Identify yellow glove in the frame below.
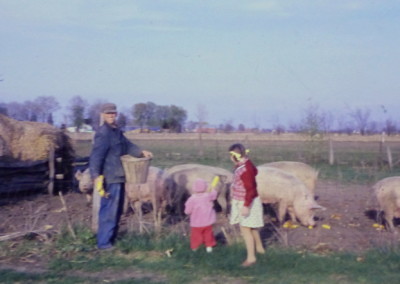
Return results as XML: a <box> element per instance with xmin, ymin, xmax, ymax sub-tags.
<box><xmin>95</xmin><ymin>175</ymin><xmax>109</xmax><ymax>198</ymax></box>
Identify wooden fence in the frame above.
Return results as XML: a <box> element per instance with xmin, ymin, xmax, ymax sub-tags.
<box><xmin>0</xmin><ymin>148</ymin><xmax>71</xmax><ymax>196</ymax></box>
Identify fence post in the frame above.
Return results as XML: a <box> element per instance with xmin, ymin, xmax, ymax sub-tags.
<box><xmin>329</xmin><ymin>138</ymin><xmax>335</xmax><ymax>165</ymax></box>
<box><xmin>386</xmin><ymin>145</ymin><xmax>393</xmax><ymax>170</ymax></box>
<box><xmin>378</xmin><ymin>133</ymin><xmax>385</xmax><ymax>168</ymax></box>
<box><xmin>198</xmin><ymin>132</ymin><xmax>204</xmax><ymax>157</ymax></box>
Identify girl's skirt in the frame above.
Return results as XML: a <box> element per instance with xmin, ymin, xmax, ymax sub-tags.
<box><xmin>229</xmin><ymin>196</ymin><xmax>264</xmax><ymax>228</ymax></box>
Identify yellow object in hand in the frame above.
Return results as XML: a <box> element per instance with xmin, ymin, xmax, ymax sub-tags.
<box><xmin>211</xmin><ymin>176</ymin><xmax>220</xmax><ymax>188</ymax></box>
<box><xmin>95</xmin><ymin>175</ymin><xmax>109</xmax><ymax>198</ymax></box>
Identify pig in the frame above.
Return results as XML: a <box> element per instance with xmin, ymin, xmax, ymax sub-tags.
<box><xmin>77</xmin><ymin>165</ymin><xmax>170</xmax><ymax>231</ymax></box>
<box><xmin>256</xmin><ymin>166</ymin><xmax>325</xmax><ymax>227</ymax></box>
<box><xmin>125</xmin><ymin>166</ymin><xmax>170</xmax><ymax>228</ymax></box>
<box><xmin>373</xmin><ymin>176</ymin><xmax>400</xmax><ymax>232</ymax></box>
<box><xmin>166</xmin><ymin>164</ymin><xmax>233</xmax><ymax>182</ymax></box>
<box><xmin>259</xmin><ymin>161</ymin><xmax>319</xmax><ymax>196</ymax></box>
<box><xmin>74</xmin><ymin>168</ymin><xmax>93</xmax><ymax>204</ymax></box>
<box><xmin>165</xmin><ymin>164</ymin><xmax>233</xmax><ymax>215</ymax></box>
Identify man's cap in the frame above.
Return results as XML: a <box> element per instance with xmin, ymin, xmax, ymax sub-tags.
<box><xmin>101</xmin><ymin>103</ymin><xmax>117</xmax><ymax>113</ymax></box>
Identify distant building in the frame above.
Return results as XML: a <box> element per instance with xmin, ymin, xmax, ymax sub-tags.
<box><xmin>122</xmin><ymin>126</ymin><xmax>161</xmax><ymax>133</ymax></box>
<box><xmin>66</xmin><ymin>124</ymin><xmax>93</xmax><ymax>133</ymax></box>
<box><xmin>194</xmin><ymin>127</ymin><xmax>217</xmax><ymax>134</ymax></box>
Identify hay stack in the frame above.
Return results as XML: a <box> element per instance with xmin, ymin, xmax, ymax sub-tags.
<box><xmin>0</xmin><ymin>114</ymin><xmax>72</xmax><ymax>161</ymax></box>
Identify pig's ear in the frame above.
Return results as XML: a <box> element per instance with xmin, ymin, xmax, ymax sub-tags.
<box><xmin>75</xmin><ymin>170</ymin><xmax>82</xmax><ymax>180</ymax></box>
<box><xmin>310</xmin><ymin>203</ymin><xmax>326</xmax><ymax>211</ymax></box>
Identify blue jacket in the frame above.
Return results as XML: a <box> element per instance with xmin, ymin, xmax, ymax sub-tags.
<box><xmin>89</xmin><ymin>123</ymin><xmax>143</xmax><ymax>184</ymax></box>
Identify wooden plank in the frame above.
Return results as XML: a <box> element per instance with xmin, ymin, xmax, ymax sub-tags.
<box><xmin>0</xmin><ymin>183</ymin><xmax>46</xmax><ymax>194</ymax></box>
<box><xmin>0</xmin><ymin>165</ymin><xmax>48</xmax><ymax>177</ymax></box>
<box><xmin>48</xmin><ymin>147</ymin><xmax>55</xmax><ymax>195</ymax></box>
<box><xmin>0</xmin><ymin>160</ymin><xmax>47</xmax><ymax>168</ymax></box>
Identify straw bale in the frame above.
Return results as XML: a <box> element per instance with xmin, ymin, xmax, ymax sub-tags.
<box><xmin>0</xmin><ymin>114</ymin><xmax>72</xmax><ymax>161</ymax></box>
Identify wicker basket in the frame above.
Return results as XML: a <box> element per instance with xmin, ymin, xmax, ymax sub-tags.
<box><xmin>120</xmin><ymin>155</ymin><xmax>151</xmax><ymax>184</ymax></box>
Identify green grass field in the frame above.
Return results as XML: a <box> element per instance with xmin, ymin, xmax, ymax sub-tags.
<box><xmin>74</xmin><ymin>135</ymin><xmax>400</xmax><ymax>184</ymax></box>
<box><xmin>1</xmin><ymin>226</ymin><xmax>400</xmax><ymax>284</ymax></box>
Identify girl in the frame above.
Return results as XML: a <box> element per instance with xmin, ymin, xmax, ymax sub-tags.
<box><xmin>229</xmin><ymin>143</ymin><xmax>265</xmax><ymax>266</ymax></box>
<box><xmin>184</xmin><ymin>178</ymin><xmax>217</xmax><ymax>252</ymax></box>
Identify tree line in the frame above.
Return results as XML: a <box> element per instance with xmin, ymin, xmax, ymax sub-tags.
<box><xmin>0</xmin><ymin>96</ymin><xmax>187</xmax><ymax>133</ymax></box>
<box><xmin>0</xmin><ymin>96</ymin><xmax>398</xmax><ymax>135</ymax></box>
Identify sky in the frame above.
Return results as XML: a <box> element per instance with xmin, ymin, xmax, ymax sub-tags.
<box><xmin>1</xmin><ymin>0</ymin><xmax>400</xmax><ymax>129</ymax></box>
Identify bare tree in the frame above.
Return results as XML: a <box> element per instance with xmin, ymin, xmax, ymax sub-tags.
<box><xmin>6</xmin><ymin>101</ymin><xmax>33</xmax><ymax>121</ymax></box>
<box><xmin>298</xmin><ymin>103</ymin><xmax>326</xmax><ymax>163</ymax></box>
<box><xmin>3</xmin><ymin>97</ymin><xmax>60</xmax><ymax>123</ymax></box>
<box><xmin>348</xmin><ymin>107</ymin><xmax>371</xmax><ymax>135</ymax></box>
<box><xmin>272</xmin><ymin>116</ymin><xmax>285</xmax><ymax>134</ymax></box>
<box><xmin>320</xmin><ymin>111</ymin><xmax>335</xmax><ymax>134</ymax></box>
<box><xmin>195</xmin><ymin>104</ymin><xmax>208</xmax><ymax>156</ymax></box>
<box><xmin>336</xmin><ymin>116</ymin><xmax>354</xmax><ymax>135</ymax></box>
<box><xmin>196</xmin><ymin>104</ymin><xmax>208</xmax><ymax>132</ymax></box>
<box><xmin>33</xmin><ymin>96</ymin><xmax>60</xmax><ymax>123</ymax></box>
<box><xmin>384</xmin><ymin>119</ymin><xmax>397</xmax><ymax>136</ymax></box>
<box><xmin>299</xmin><ymin>103</ymin><xmax>325</xmax><ymax>137</ymax></box>
<box><xmin>367</xmin><ymin>120</ymin><xmax>378</xmax><ymax>135</ymax></box>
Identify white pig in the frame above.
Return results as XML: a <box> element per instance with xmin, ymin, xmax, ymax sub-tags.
<box><xmin>125</xmin><ymin>166</ymin><xmax>169</xmax><ymax>226</ymax></box>
<box><xmin>165</xmin><ymin>164</ymin><xmax>232</xmax><ymax>215</ymax></box>
<box><xmin>373</xmin><ymin>176</ymin><xmax>400</xmax><ymax>232</ymax></box>
<box><xmin>256</xmin><ymin>166</ymin><xmax>325</xmax><ymax>227</ymax></box>
<box><xmin>259</xmin><ymin>161</ymin><xmax>319</xmax><ymax>196</ymax></box>
<box><xmin>74</xmin><ymin>168</ymin><xmax>93</xmax><ymax>204</ymax></box>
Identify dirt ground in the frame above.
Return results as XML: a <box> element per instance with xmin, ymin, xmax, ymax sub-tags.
<box><xmin>1</xmin><ymin>179</ymin><xmax>400</xmax><ymax>280</ymax></box>
<box><xmin>0</xmin><ymin>181</ymin><xmax>400</xmax><ymax>283</ymax></box>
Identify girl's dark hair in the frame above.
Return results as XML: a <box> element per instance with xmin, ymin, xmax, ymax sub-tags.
<box><xmin>229</xmin><ymin>143</ymin><xmax>246</xmax><ymax>157</ymax></box>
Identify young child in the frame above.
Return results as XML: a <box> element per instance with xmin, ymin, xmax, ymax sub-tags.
<box><xmin>184</xmin><ymin>178</ymin><xmax>217</xmax><ymax>252</ymax></box>
<box><xmin>229</xmin><ymin>143</ymin><xmax>265</xmax><ymax>267</ymax></box>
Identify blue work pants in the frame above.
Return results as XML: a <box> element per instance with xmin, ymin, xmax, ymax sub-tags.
<box><xmin>97</xmin><ymin>183</ymin><xmax>124</xmax><ymax>249</ymax></box>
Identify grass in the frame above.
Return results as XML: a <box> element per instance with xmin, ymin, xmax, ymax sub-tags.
<box><xmin>2</xmin><ymin>227</ymin><xmax>400</xmax><ymax>284</ymax></box>
<box><xmin>74</xmin><ymin>136</ymin><xmax>400</xmax><ymax>184</ymax></box>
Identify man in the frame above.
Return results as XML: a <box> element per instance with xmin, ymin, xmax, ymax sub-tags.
<box><xmin>89</xmin><ymin>102</ymin><xmax>153</xmax><ymax>250</ymax></box>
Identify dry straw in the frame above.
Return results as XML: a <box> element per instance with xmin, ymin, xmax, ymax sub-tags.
<box><xmin>0</xmin><ymin>114</ymin><xmax>71</xmax><ymax>161</ymax></box>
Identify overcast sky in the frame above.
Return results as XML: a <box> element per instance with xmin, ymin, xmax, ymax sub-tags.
<box><xmin>1</xmin><ymin>1</ymin><xmax>399</xmax><ymax>128</ymax></box>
